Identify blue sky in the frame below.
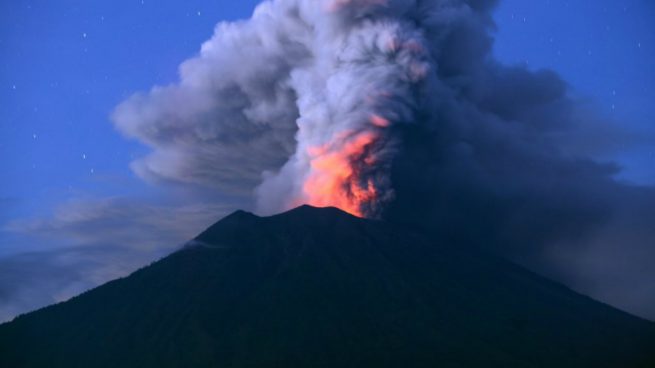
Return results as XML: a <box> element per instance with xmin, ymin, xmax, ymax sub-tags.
<box><xmin>494</xmin><ymin>0</ymin><xmax>654</xmax><ymax>184</ymax></box>
<box><xmin>0</xmin><ymin>0</ymin><xmax>652</xmax><ymax>249</ymax></box>
<box><xmin>1</xmin><ymin>0</ymin><xmax>653</xmax><ymax>251</ymax></box>
<box><xmin>0</xmin><ymin>0</ymin><xmax>653</xmax><ymax>319</ymax></box>
<box><xmin>2</xmin><ymin>1</ymin><xmax>652</xmax><ymax>236</ymax></box>
<box><xmin>1</xmin><ymin>0</ymin><xmax>262</xmax><ymax>255</ymax></box>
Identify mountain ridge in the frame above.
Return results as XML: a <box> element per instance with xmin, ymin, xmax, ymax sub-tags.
<box><xmin>1</xmin><ymin>205</ymin><xmax>653</xmax><ymax>367</ymax></box>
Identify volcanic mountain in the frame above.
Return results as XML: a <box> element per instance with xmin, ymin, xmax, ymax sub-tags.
<box><xmin>0</xmin><ymin>205</ymin><xmax>653</xmax><ymax>367</ymax></box>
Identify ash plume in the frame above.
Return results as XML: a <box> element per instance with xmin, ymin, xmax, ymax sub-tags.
<box><xmin>113</xmin><ymin>0</ymin><xmax>655</xmax><ymax>319</ymax></box>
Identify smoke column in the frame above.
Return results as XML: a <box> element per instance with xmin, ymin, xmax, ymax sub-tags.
<box><xmin>253</xmin><ymin>0</ymin><xmax>436</xmax><ymax>217</ymax></box>
<box><xmin>113</xmin><ymin>0</ymin><xmax>655</xmax><ymax>318</ymax></box>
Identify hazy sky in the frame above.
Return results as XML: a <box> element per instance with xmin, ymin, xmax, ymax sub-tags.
<box><xmin>0</xmin><ymin>0</ymin><xmax>653</xmax><ymax>321</ymax></box>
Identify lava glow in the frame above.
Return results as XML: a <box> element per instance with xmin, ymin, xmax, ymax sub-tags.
<box><xmin>303</xmin><ymin>130</ymin><xmax>381</xmax><ymax>217</ymax></box>
<box><xmin>370</xmin><ymin>114</ymin><xmax>390</xmax><ymax>128</ymax></box>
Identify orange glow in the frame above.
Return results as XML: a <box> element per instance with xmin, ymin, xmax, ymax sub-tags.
<box><xmin>303</xmin><ymin>130</ymin><xmax>381</xmax><ymax>217</ymax></box>
<box><xmin>370</xmin><ymin>114</ymin><xmax>390</xmax><ymax>127</ymax></box>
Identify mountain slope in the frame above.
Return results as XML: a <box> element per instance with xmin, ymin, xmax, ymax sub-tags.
<box><xmin>0</xmin><ymin>205</ymin><xmax>653</xmax><ymax>367</ymax></box>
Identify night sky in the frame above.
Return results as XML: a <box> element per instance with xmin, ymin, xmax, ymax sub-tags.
<box><xmin>1</xmin><ymin>0</ymin><xmax>653</xmax><ymax>322</ymax></box>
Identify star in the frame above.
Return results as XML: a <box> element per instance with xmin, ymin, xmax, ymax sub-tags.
<box><xmin>82</xmin><ymin>153</ymin><xmax>87</xmax><ymax>160</ymax></box>
<box><xmin>32</xmin><ymin>133</ymin><xmax>37</xmax><ymax>139</ymax></box>
<box><xmin>82</xmin><ymin>32</ymin><xmax>87</xmax><ymax>38</ymax></box>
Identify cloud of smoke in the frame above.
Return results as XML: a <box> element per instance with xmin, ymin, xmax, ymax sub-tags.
<box><xmin>113</xmin><ymin>0</ymin><xmax>438</xmax><ymax>215</ymax></box>
<box><xmin>112</xmin><ymin>0</ymin><xmax>655</xmax><ymax>319</ymax></box>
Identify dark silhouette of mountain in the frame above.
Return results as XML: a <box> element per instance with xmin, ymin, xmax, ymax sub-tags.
<box><xmin>0</xmin><ymin>205</ymin><xmax>653</xmax><ymax>367</ymax></box>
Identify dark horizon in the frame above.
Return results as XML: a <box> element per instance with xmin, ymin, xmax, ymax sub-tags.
<box><xmin>1</xmin><ymin>0</ymin><xmax>654</xmax><ymax>325</ymax></box>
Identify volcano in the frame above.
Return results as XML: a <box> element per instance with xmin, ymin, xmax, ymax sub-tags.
<box><xmin>0</xmin><ymin>205</ymin><xmax>653</xmax><ymax>367</ymax></box>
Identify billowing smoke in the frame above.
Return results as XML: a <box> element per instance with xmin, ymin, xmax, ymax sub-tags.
<box><xmin>254</xmin><ymin>6</ymin><xmax>431</xmax><ymax>215</ymax></box>
<box><xmin>114</xmin><ymin>0</ymin><xmax>436</xmax><ymax>215</ymax></box>
<box><xmin>113</xmin><ymin>0</ymin><xmax>655</xmax><ymax>319</ymax></box>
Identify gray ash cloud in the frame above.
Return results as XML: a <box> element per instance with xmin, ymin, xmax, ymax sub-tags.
<box><xmin>111</xmin><ymin>0</ymin><xmax>654</xmax><ymax>318</ymax></box>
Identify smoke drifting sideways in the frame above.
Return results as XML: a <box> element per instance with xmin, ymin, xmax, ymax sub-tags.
<box><xmin>113</xmin><ymin>0</ymin><xmax>655</xmax><ymax>319</ymax></box>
